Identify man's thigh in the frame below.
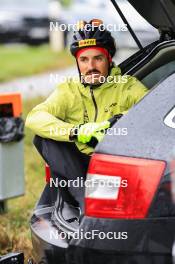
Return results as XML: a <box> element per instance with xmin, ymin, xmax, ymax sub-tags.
<box><xmin>33</xmin><ymin>135</ymin><xmax>90</xmax><ymax>179</ymax></box>
<box><xmin>33</xmin><ymin>135</ymin><xmax>91</xmax><ymax>206</ymax></box>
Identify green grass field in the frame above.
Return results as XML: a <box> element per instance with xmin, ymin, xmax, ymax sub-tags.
<box><xmin>0</xmin><ymin>45</ymin><xmax>74</xmax><ymax>82</ymax></box>
<box><xmin>0</xmin><ymin>97</ymin><xmax>46</xmax><ymax>261</ymax></box>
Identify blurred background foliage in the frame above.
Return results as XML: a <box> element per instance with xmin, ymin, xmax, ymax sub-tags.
<box><xmin>59</xmin><ymin>0</ymin><xmax>72</xmax><ymax>7</ymax></box>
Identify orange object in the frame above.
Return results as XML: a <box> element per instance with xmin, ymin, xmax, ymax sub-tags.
<box><xmin>0</xmin><ymin>92</ymin><xmax>22</xmax><ymax>117</ymax></box>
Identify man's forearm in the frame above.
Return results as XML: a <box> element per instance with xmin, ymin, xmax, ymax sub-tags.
<box><xmin>26</xmin><ymin>110</ymin><xmax>74</xmax><ymax>142</ymax></box>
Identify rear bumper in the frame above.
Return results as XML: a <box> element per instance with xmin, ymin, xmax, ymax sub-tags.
<box><xmin>31</xmin><ymin>214</ymin><xmax>175</xmax><ymax>264</ymax></box>
<box><xmin>73</xmin><ymin>216</ymin><xmax>175</xmax><ymax>253</ymax></box>
<box><xmin>67</xmin><ymin>247</ymin><xmax>172</xmax><ymax>264</ymax></box>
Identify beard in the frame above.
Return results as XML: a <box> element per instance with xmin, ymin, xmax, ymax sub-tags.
<box><xmin>81</xmin><ymin>72</ymin><xmax>107</xmax><ymax>85</ymax></box>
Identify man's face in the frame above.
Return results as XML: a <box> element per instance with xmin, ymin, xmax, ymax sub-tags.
<box><xmin>77</xmin><ymin>49</ymin><xmax>110</xmax><ymax>85</ymax></box>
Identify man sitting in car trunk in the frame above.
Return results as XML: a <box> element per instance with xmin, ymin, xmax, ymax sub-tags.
<box><xmin>26</xmin><ymin>19</ymin><xmax>148</xmax><ymax>213</ymax></box>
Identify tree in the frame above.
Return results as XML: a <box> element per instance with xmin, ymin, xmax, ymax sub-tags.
<box><xmin>59</xmin><ymin>0</ymin><xmax>72</xmax><ymax>7</ymax></box>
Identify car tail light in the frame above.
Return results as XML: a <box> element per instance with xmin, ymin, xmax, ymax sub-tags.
<box><xmin>45</xmin><ymin>163</ymin><xmax>51</xmax><ymax>183</ymax></box>
<box><xmin>85</xmin><ymin>154</ymin><xmax>166</xmax><ymax>219</ymax></box>
<box><xmin>171</xmin><ymin>149</ymin><xmax>175</xmax><ymax>203</ymax></box>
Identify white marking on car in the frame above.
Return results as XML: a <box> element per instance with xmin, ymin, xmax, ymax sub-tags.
<box><xmin>164</xmin><ymin>107</ymin><xmax>175</xmax><ymax>128</ymax></box>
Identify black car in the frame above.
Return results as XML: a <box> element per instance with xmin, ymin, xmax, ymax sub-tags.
<box><xmin>0</xmin><ymin>0</ymin><xmax>49</xmax><ymax>44</ymax></box>
<box><xmin>30</xmin><ymin>0</ymin><xmax>175</xmax><ymax>263</ymax></box>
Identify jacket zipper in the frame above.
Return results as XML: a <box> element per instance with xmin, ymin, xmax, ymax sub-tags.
<box><xmin>90</xmin><ymin>85</ymin><xmax>98</xmax><ymax>122</ymax></box>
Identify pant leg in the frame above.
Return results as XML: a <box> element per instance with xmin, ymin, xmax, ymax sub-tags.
<box><xmin>33</xmin><ymin>135</ymin><xmax>91</xmax><ymax>209</ymax></box>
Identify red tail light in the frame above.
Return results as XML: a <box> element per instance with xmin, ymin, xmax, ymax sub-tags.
<box><xmin>171</xmin><ymin>152</ymin><xmax>175</xmax><ymax>203</ymax></box>
<box><xmin>85</xmin><ymin>154</ymin><xmax>166</xmax><ymax>219</ymax></box>
<box><xmin>45</xmin><ymin>163</ymin><xmax>51</xmax><ymax>183</ymax></box>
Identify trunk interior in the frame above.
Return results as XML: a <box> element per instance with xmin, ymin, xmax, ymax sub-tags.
<box><xmin>125</xmin><ymin>41</ymin><xmax>175</xmax><ymax>88</ymax></box>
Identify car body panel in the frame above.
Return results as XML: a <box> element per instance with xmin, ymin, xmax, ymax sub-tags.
<box><xmin>96</xmin><ymin>73</ymin><xmax>175</xmax><ymax>161</ymax></box>
<box><xmin>66</xmin><ymin>247</ymin><xmax>173</xmax><ymax>264</ymax></box>
<box><xmin>70</xmin><ymin>217</ymin><xmax>175</xmax><ymax>254</ymax></box>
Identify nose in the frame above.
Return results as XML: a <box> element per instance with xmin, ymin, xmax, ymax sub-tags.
<box><xmin>87</xmin><ymin>58</ymin><xmax>96</xmax><ymax>70</ymax></box>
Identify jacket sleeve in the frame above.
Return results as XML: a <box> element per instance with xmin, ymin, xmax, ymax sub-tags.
<box><xmin>25</xmin><ymin>84</ymin><xmax>74</xmax><ymax>141</ymax></box>
<box><xmin>122</xmin><ymin>76</ymin><xmax>149</xmax><ymax>113</ymax></box>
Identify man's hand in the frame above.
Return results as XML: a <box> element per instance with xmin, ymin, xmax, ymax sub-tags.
<box><xmin>70</xmin><ymin>121</ymin><xmax>110</xmax><ymax>144</ymax></box>
<box><xmin>87</xmin><ymin>130</ymin><xmax>105</xmax><ymax>146</ymax></box>
<box><xmin>78</xmin><ymin>121</ymin><xmax>110</xmax><ymax>143</ymax></box>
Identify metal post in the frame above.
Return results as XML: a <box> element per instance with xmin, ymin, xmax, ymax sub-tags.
<box><xmin>49</xmin><ymin>0</ymin><xmax>64</xmax><ymax>52</ymax></box>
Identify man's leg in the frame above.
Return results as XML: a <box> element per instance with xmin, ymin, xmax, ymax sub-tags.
<box><xmin>33</xmin><ymin>135</ymin><xmax>91</xmax><ymax>210</ymax></box>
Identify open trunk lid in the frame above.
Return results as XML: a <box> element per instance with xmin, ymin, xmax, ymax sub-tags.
<box><xmin>128</xmin><ymin>0</ymin><xmax>175</xmax><ymax>32</ymax></box>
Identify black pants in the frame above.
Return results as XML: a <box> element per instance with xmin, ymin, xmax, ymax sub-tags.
<box><xmin>33</xmin><ymin>136</ymin><xmax>91</xmax><ymax>209</ymax></box>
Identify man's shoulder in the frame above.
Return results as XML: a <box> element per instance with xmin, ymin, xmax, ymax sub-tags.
<box><xmin>56</xmin><ymin>78</ymin><xmax>77</xmax><ymax>89</ymax></box>
<box><xmin>54</xmin><ymin>78</ymin><xmax>81</xmax><ymax>97</ymax></box>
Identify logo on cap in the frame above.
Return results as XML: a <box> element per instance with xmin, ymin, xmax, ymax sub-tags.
<box><xmin>78</xmin><ymin>39</ymin><xmax>96</xmax><ymax>47</ymax></box>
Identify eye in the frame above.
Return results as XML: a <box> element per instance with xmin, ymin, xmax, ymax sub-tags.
<box><xmin>80</xmin><ymin>57</ymin><xmax>88</xmax><ymax>62</ymax></box>
<box><xmin>96</xmin><ymin>56</ymin><xmax>103</xmax><ymax>61</ymax></box>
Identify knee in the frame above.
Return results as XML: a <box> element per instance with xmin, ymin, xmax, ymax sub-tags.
<box><xmin>33</xmin><ymin>135</ymin><xmax>50</xmax><ymax>157</ymax></box>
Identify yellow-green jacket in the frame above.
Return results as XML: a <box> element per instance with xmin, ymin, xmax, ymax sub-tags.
<box><xmin>25</xmin><ymin>66</ymin><xmax>148</xmax><ymax>155</ymax></box>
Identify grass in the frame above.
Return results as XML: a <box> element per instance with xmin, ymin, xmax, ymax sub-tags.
<box><xmin>0</xmin><ymin>97</ymin><xmax>46</xmax><ymax>261</ymax></box>
<box><xmin>0</xmin><ymin>44</ymin><xmax>74</xmax><ymax>83</ymax></box>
